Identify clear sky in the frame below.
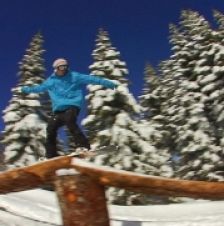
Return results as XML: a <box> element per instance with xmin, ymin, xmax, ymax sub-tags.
<box><xmin>1</xmin><ymin>0</ymin><xmax>223</xmax><ymax>131</ymax></box>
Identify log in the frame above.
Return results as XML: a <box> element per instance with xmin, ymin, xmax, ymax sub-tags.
<box><xmin>71</xmin><ymin>159</ymin><xmax>224</xmax><ymax>200</ymax></box>
<box><xmin>0</xmin><ymin>156</ymin><xmax>224</xmax><ymax>200</ymax></box>
<box><xmin>54</xmin><ymin>172</ymin><xmax>110</xmax><ymax>226</ymax></box>
<box><xmin>0</xmin><ymin>156</ymin><xmax>72</xmax><ymax>193</ymax></box>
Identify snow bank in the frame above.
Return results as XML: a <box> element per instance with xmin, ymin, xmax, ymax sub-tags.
<box><xmin>0</xmin><ymin>189</ymin><xmax>223</xmax><ymax>226</ymax></box>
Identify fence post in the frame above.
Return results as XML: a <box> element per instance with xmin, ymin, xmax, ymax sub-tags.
<box><xmin>54</xmin><ymin>170</ymin><xmax>110</xmax><ymax>226</ymax></box>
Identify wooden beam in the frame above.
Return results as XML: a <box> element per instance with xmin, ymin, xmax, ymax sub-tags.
<box><xmin>71</xmin><ymin>159</ymin><xmax>224</xmax><ymax>200</ymax></box>
<box><xmin>0</xmin><ymin>156</ymin><xmax>224</xmax><ymax>200</ymax></box>
<box><xmin>0</xmin><ymin>156</ymin><xmax>72</xmax><ymax>193</ymax></box>
<box><xmin>54</xmin><ymin>173</ymin><xmax>110</xmax><ymax>226</ymax></box>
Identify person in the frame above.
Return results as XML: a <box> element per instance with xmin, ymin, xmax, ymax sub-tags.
<box><xmin>21</xmin><ymin>58</ymin><xmax>117</xmax><ymax>158</ymax></box>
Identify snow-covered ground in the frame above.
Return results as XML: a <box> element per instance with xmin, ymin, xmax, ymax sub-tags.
<box><xmin>0</xmin><ymin>189</ymin><xmax>223</xmax><ymax>226</ymax></box>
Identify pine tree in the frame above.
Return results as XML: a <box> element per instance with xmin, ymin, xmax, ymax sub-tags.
<box><xmin>83</xmin><ymin>28</ymin><xmax>171</xmax><ymax>204</ymax></box>
<box><xmin>83</xmin><ymin>28</ymin><xmax>131</xmax><ymax>145</ymax></box>
<box><xmin>165</xmin><ymin>10</ymin><xmax>224</xmax><ymax>181</ymax></box>
<box><xmin>211</xmin><ymin>10</ymin><xmax>224</xmax><ymax>148</ymax></box>
<box><xmin>213</xmin><ymin>10</ymin><xmax>224</xmax><ymax>29</ymax></box>
<box><xmin>1</xmin><ymin>32</ymin><xmax>50</xmax><ymax>167</ymax></box>
<box><xmin>150</xmin><ymin>60</ymin><xmax>184</xmax><ymax>174</ymax></box>
<box><xmin>138</xmin><ymin>62</ymin><xmax>174</xmax><ymax>174</ymax></box>
<box><xmin>0</xmin><ymin>134</ymin><xmax>6</xmax><ymax>171</ymax></box>
<box><xmin>139</xmin><ymin>63</ymin><xmax>160</xmax><ymax>119</ymax></box>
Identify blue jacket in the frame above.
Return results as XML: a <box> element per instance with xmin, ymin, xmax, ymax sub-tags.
<box><xmin>21</xmin><ymin>71</ymin><xmax>117</xmax><ymax>112</ymax></box>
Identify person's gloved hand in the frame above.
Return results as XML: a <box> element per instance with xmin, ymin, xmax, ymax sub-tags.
<box><xmin>110</xmin><ymin>80</ymin><xmax>121</xmax><ymax>90</ymax></box>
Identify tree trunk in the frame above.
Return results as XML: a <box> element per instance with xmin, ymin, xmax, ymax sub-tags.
<box><xmin>54</xmin><ymin>172</ymin><xmax>110</xmax><ymax>226</ymax></box>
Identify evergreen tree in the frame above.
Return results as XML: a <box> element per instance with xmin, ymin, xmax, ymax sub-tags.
<box><xmin>83</xmin><ymin>28</ymin><xmax>132</xmax><ymax>146</ymax></box>
<box><xmin>151</xmin><ymin>60</ymin><xmax>184</xmax><ymax>173</ymax></box>
<box><xmin>1</xmin><ymin>32</ymin><xmax>49</xmax><ymax>167</ymax></box>
<box><xmin>83</xmin><ymin>28</ymin><xmax>172</xmax><ymax>204</ymax></box>
<box><xmin>211</xmin><ymin>10</ymin><xmax>224</xmax><ymax>148</ymax></box>
<box><xmin>165</xmin><ymin>10</ymin><xmax>224</xmax><ymax>181</ymax></box>
<box><xmin>139</xmin><ymin>63</ymin><xmax>160</xmax><ymax>119</ymax></box>
<box><xmin>213</xmin><ymin>10</ymin><xmax>224</xmax><ymax>29</ymax></box>
<box><xmin>138</xmin><ymin>62</ymin><xmax>174</xmax><ymax>173</ymax></box>
<box><xmin>0</xmin><ymin>134</ymin><xmax>6</xmax><ymax>171</ymax></box>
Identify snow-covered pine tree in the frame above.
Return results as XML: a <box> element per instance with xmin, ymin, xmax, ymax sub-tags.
<box><xmin>0</xmin><ymin>134</ymin><xmax>6</xmax><ymax>171</ymax></box>
<box><xmin>145</xmin><ymin>22</ymin><xmax>190</xmax><ymax>165</ymax></box>
<box><xmin>1</xmin><ymin>32</ymin><xmax>49</xmax><ymax>167</ymax></box>
<box><xmin>139</xmin><ymin>63</ymin><xmax>160</xmax><ymax>119</ymax></box>
<box><xmin>145</xmin><ymin>59</ymin><xmax>185</xmax><ymax>175</ymax></box>
<box><xmin>210</xmin><ymin>10</ymin><xmax>224</xmax><ymax>149</ymax></box>
<box><xmin>137</xmin><ymin>62</ymin><xmax>174</xmax><ymax>175</ymax></box>
<box><xmin>214</xmin><ymin>10</ymin><xmax>224</xmax><ymax>29</ymax></box>
<box><xmin>83</xmin><ymin>28</ymin><xmax>131</xmax><ymax>146</ymax></box>
<box><xmin>83</xmin><ymin>28</ymin><xmax>169</xmax><ymax>204</ymax></box>
<box><xmin>163</xmin><ymin>23</ymin><xmax>202</xmax><ymax>171</ymax></box>
<box><xmin>166</xmin><ymin>10</ymin><xmax>224</xmax><ymax>181</ymax></box>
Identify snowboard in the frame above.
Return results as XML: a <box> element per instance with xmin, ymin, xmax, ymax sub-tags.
<box><xmin>38</xmin><ymin>145</ymin><xmax>118</xmax><ymax>161</ymax></box>
<box><xmin>67</xmin><ymin>145</ymin><xmax>118</xmax><ymax>158</ymax></box>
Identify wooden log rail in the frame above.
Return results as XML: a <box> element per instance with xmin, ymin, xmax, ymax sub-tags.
<box><xmin>0</xmin><ymin>155</ymin><xmax>224</xmax><ymax>226</ymax></box>
<box><xmin>0</xmin><ymin>156</ymin><xmax>223</xmax><ymax>199</ymax></box>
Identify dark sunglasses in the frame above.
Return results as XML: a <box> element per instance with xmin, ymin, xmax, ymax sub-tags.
<box><xmin>57</xmin><ymin>65</ymin><xmax>69</xmax><ymax>70</ymax></box>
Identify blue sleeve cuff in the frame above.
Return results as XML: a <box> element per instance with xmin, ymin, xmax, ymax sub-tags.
<box><xmin>103</xmin><ymin>80</ymin><xmax>118</xmax><ymax>89</ymax></box>
<box><xmin>21</xmin><ymin>86</ymin><xmax>29</xmax><ymax>93</ymax></box>
<box><xmin>110</xmin><ymin>83</ymin><xmax>118</xmax><ymax>89</ymax></box>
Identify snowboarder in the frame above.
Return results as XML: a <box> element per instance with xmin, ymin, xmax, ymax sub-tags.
<box><xmin>21</xmin><ymin>58</ymin><xmax>118</xmax><ymax>159</ymax></box>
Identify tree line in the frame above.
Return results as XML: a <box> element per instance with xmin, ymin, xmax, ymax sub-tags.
<box><xmin>1</xmin><ymin>9</ymin><xmax>224</xmax><ymax>204</ymax></box>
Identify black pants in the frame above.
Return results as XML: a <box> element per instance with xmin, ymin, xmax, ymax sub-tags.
<box><xmin>45</xmin><ymin>107</ymin><xmax>90</xmax><ymax>158</ymax></box>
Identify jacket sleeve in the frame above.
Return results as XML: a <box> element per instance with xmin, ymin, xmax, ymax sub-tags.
<box><xmin>78</xmin><ymin>73</ymin><xmax>118</xmax><ymax>89</ymax></box>
<box><xmin>21</xmin><ymin>80</ymin><xmax>49</xmax><ymax>94</ymax></box>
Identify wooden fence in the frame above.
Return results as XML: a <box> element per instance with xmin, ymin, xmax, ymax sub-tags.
<box><xmin>0</xmin><ymin>155</ymin><xmax>224</xmax><ymax>226</ymax></box>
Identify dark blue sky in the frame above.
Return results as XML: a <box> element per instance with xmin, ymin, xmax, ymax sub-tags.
<box><xmin>1</xmin><ymin>0</ymin><xmax>223</xmax><ymax>131</ymax></box>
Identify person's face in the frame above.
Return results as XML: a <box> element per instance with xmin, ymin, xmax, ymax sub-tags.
<box><xmin>55</xmin><ymin>65</ymin><xmax>69</xmax><ymax>76</ymax></box>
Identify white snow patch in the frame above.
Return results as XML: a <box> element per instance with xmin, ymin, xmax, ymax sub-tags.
<box><xmin>0</xmin><ymin>189</ymin><xmax>223</xmax><ymax>226</ymax></box>
<box><xmin>56</xmin><ymin>168</ymin><xmax>80</xmax><ymax>176</ymax></box>
<box><xmin>3</xmin><ymin>112</ymin><xmax>21</xmax><ymax>122</ymax></box>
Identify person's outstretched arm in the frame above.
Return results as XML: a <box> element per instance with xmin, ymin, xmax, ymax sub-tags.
<box><xmin>77</xmin><ymin>73</ymin><xmax>118</xmax><ymax>89</ymax></box>
<box><xmin>21</xmin><ymin>80</ymin><xmax>49</xmax><ymax>94</ymax></box>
